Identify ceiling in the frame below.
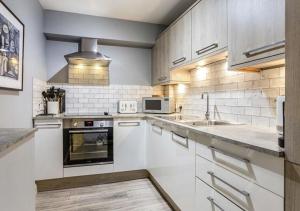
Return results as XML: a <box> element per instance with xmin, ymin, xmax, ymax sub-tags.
<box><xmin>39</xmin><ymin>0</ymin><xmax>197</xmax><ymax>25</ymax></box>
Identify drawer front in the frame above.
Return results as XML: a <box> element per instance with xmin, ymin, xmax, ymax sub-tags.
<box><xmin>196</xmin><ymin>178</ymin><xmax>243</xmax><ymax>211</ymax></box>
<box><xmin>196</xmin><ymin>156</ymin><xmax>283</xmax><ymax>211</ymax></box>
<box><xmin>195</xmin><ymin>136</ymin><xmax>284</xmax><ymax>196</ymax></box>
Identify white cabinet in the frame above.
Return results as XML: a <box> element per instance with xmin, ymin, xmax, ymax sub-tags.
<box><xmin>146</xmin><ymin>123</ymin><xmax>196</xmax><ymax>211</ymax></box>
<box><xmin>228</xmin><ymin>0</ymin><xmax>285</xmax><ymax>70</ymax></box>
<box><xmin>196</xmin><ymin>155</ymin><xmax>284</xmax><ymax>211</ymax></box>
<box><xmin>146</xmin><ymin>123</ymin><xmax>172</xmax><ymax>191</ymax></box>
<box><xmin>167</xmin><ymin>133</ymin><xmax>196</xmax><ymax>211</ymax></box>
<box><xmin>114</xmin><ymin>120</ymin><xmax>146</xmax><ymax>172</ymax></box>
<box><xmin>196</xmin><ymin>178</ymin><xmax>243</xmax><ymax>211</ymax></box>
<box><xmin>34</xmin><ymin>119</ymin><xmax>63</xmax><ymax>180</ymax></box>
<box><xmin>0</xmin><ymin>135</ymin><xmax>35</xmax><ymax>211</ymax></box>
<box><xmin>195</xmin><ymin>135</ymin><xmax>284</xmax><ymax>197</ymax></box>
<box><xmin>169</xmin><ymin>11</ymin><xmax>192</xmax><ymax>68</ymax></box>
<box><xmin>191</xmin><ymin>0</ymin><xmax>228</xmax><ymax>60</ymax></box>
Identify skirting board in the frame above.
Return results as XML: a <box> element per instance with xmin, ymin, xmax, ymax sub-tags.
<box><xmin>36</xmin><ymin>169</ymin><xmax>149</xmax><ymax>192</ymax></box>
<box><xmin>36</xmin><ymin>170</ymin><xmax>178</xmax><ymax>211</ymax></box>
<box><xmin>148</xmin><ymin>173</ymin><xmax>181</xmax><ymax>211</ymax></box>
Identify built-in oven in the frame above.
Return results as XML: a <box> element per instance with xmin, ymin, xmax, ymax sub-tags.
<box><xmin>63</xmin><ymin>119</ymin><xmax>113</xmax><ymax>167</ymax></box>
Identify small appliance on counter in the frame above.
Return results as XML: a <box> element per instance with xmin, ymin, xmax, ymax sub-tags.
<box><xmin>118</xmin><ymin>101</ymin><xmax>138</xmax><ymax>114</ymax></box>
<box><xmin>142</xmin><ymin>97</ymin><xmax>175</xmax><ymax>114</ymax></box>
<box><xmin>41</xmin><ymin>86</ymin><xmax>65</xmax><ymax>115</ymax></box>
<box><xmin>276</xmin><ymin>96</ymin><xmax>285</xmax><ymax>148</ymax></box>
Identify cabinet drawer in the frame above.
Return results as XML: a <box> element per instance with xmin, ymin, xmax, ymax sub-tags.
<box><xmin>195</xmin><ymin>136</ymin><xmax>284</xmax><ymax>196</ymax></box>
<box><xmin>196</xmin><ymin>156</ymin><xmax>283</xmax><ymax>211</ymax></box>
<box><xmin>196</xmin><ymin>178</ymin><xmax>243</xmax><ymax>211</ymax></box>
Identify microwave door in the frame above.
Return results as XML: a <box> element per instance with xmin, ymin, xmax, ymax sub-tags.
<box><xmin>145</xmin><ymin>100</ymin><xmax>162</xmax><ymax>111</ymax></box>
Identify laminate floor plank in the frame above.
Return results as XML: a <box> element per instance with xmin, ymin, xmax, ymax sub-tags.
<box><xmin>36</xmin><ymin>179</ymin><xmax>172</xmax><ymax>211</ymax></box>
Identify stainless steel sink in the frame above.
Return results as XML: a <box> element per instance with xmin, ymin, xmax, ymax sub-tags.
<box><xmin>184</xmin><ymin>120</ymin><xmax>242</xmax><ymax>127</ymax></box>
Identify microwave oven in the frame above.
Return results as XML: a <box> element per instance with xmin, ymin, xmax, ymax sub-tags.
<box><xmin>142</xmin><ymin>97</ymin><xmax>175</xmax><ymax>114</ymax></box>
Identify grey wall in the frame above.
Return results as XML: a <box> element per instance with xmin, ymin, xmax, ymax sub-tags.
<box><xmin>44</xmin><ymin>10</ymin><xmax>165</xmax><ymax>45</ymax></box>
<box><xmin>0</xmin><ymin>0</ymin><xmax>47</xmax><ymax>128</ymax></box>
<box><xmin>45</xmin><ymin>10</ymin><xmax>166</xmax><ymax>86</ymax></box>
<box><xmin>46</xmin><ymin>40</ymin><xmax>152</xmax><ymax>85</ymax></box>
<box><xmin>101</xmin><ymin>45</ymin><xmax>152</xmax><ymax>85</ymax></box>
<box><xmin>46</xmin><ymin>40</ymin><xmax>78</xmax><ymax>79</ymax></box>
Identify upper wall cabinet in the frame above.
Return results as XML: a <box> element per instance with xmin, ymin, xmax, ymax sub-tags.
<box><xmin>152</xmin><ymin>31</ymin><xmax>170</xmax><ymax>85</ymax></box>
<box><xmin>152</xmin><ymin>40</ymin><xmax>161</xmax><ymax>85</ymax></box>
<box><xmin>152</xmin><ymin>30</ymin><xmax>190</xmax><ymax>86</ymax></box>
<box><xmin>169</xmin><ymin>11</ymin><xmax>192</xmax><ymax>69</ymax></box>
<box><xmin>191</xmin><ymin>0</ymin><xmax>228</xmax><ymax>60</ymax></box>
<box><xmin>228</xmin><ymin>0</ymin><xmax>285</xmax><ymax>70</ymax></box>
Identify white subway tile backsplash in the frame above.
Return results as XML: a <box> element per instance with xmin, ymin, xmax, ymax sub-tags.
<box><xmin>47</xmin><ymin>83</ymin><xmax>160</xmax><ymax>114</ymax></box>
<box><xmin>32</xmin><ymin>78</ymin><xmax>48</xmax><ymax>117</ymax></box>
<box><xmin>34</xmin><ymin>60</ymin><xmax>284</xmax><ymax>130</ymax></box>
<box><xmin>173</xmin><ymin>61</ymin><xmax>285</xmax><ymax>129</ymax></box>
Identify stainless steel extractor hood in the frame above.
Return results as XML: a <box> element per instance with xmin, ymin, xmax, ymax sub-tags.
<box><xmin>65</xmin><ymin>38</ymin><xmax>112</xmax><ymax>67</ymax></box>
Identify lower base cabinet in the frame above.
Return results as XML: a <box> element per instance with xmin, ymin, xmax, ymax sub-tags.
<box><xmin>147</xmin><ymin>123</ymin><xmax>197</xmax><ymax>211</ymax></box>
<box><xmin>0</xmin><ymin>136</ymin><xmax>35</xmax><ymax>211</ymax></box>
<box><xmin>114</xmin><ymin>120</ymin><xmax>146</xmax><ymax>172</ymax></box>
<box><xmin>196</xmin><ymin>178</ymin><xmax>243</xmax><ymax>211</ymax></box>
<box><xmin>34</xmin><ymin>119</ymin><xmax>63</xmax><ymax>180</ymax></box>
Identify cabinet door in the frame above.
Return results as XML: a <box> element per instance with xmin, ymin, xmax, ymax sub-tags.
<box><xmin>168</xmin><ymin>134</ymin><xmax>196</xmax><ymax>211</ymax></box>
<box><xmin>152</xmin><ymin>32</ymin><xmax>170</xmax><ymax>85</ymax></box>
<box><xmin>152</xmin><ymin>43</ymin><xmax>161</xmax><ymax>85</ymax></box>
<box><xmin>192</xmin><ymin>0</ymin><xmax>228</xmax><ymax>60</ymax></box>
<box><xmin>159</xmin><ymin>31</ymin><xmax>170</xmax><ymax>83</ymax></box>
<box><xmin>114</xmin><ymin>120</ymin><xmax>146</xmax><ymax>172</ymax></box>
<box><xmin>146</xmin><ymin>123</ymin><xmax>162</xmax><ymax>177</ymax></box>
<box><xmin>34</xmin><ymin>120</ymin><xmax>63</xmax><ymax>180</ymax></box>
<box><xmin>228</xmin><ymin>0</ymin><xmax>285</xmax><ymax>67</ymax></box>
<box><xmin>169</xmin><ymin>11</ymin><xmax>192</xmax><ymax>68</ymax></box>
<box><xmin>146</xmin><ymin>124</ymin><xmax>172</xmax><ymax>191</ymax></box>
<box><xmin>196</xmin><ymin>178</ymin><xmax>243</xmax><ymax>211</ymax></box>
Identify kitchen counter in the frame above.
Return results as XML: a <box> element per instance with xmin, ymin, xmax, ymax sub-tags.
<box><xmin>0</xmin><ymin>128</ymin><xmax>37</xmax><ymax>158</ymax></box>
<box><xmin>148</xmin><ymin>116</ymin><xmax>284</xmax><ymax>157</ymax></box>
<box><xmin>32</xmin><ymin>113</ymin><xmax>146</xmax><ymax>120</ymax></box>
<box><xmin>33</xmin><ymin>113</ymin><xmax>283</xmax><ymax>157</ymax></box>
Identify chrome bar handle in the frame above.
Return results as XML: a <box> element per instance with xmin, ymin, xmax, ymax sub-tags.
<box><xmin>208</xmin><ymin>146</ymin><xmax>250</xmax><ymax>163</ymax></box>
<box><xmin>171</xmin><ymin>132</ymin><xmax>188</xmax><ymax>149</ymax></box>
<box><xmin>172</xmin><ymin>57</ymin><xmax>186</xmax><ymax>65</ymax></box>
<box><xmin>34</xmin><ymin>123</ymin><xmax>62</xmax><ymax>129</ymax></box>
<box><xmin>196</xmin><ymin>43</ymin><xmax>218</xmax><ymax>55</ymax></box>
<box><xmin>151</xmin><ymin>124</ymin><xmax>162</xmax><ymax>135</ymax></box>
<box><xmin>207</xmin><ymin>171</ymin><xmax>250</xmax><ymax>197</ymax></box>
<box><xmin>69</xmin><ymin>129</ymin><xmax>108</xmax><ymax>134</ymax></box>
<box><xmin>207</xmin><ymin>197</ymin><xmax>225</xmax><ymax>211</ymax></box>
<box><xmin>243</xmin><ymin>40</ymin><xmax>285</xmax><ymax>58</ymax></box>
<box><xmin>118</xmin><ymin>122</ymin><xmax>140</xmax><ymax>127</ymax></box>
<box><xmin>158</xmin><ymin>76</ymin><xmax>167</xmax><ymax>82</ymax></box>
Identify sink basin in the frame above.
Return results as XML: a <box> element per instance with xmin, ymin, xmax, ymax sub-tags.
<box><xmin>184</xmin><ymin>120</ymin><xmax>241</xmax><ymax>127</ymax></box>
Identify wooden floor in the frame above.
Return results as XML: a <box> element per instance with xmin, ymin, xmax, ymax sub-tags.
<box><xmin>36</xmin><ymin>179</ymin><xmax>172</xmax><ymax>211</ymax></box>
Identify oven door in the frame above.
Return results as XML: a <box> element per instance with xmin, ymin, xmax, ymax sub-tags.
<box><xmin>63</xmin><ymin>127</ymin><xmax>113</xmax><ymax>167</ymax></box>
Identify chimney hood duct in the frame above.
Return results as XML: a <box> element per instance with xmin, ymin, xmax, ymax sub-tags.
<box><xmin>65</xmin><ymin>38</ymin><xmax>111</xmax><ymax>67</ymax></box>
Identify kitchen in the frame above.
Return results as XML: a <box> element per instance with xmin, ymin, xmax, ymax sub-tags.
<box><xmin>0</xmin><ymin>0</ymin><xmax>299</xmax><ymax>210</ymax></box>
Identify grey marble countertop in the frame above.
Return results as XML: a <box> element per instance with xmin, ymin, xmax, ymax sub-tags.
<box><xmin>0</xmin><ymin>128</ymin><xmax>37</xmax><ymax>158</ymax></box>
<box><xmin>33</xmin><ymin>113</ymin><xmax>146</xmax><ymax>120</ymax></box>
<box><xmin>33</xmin><ymin>113</ymin><xmax>283</xmax><ymax>157</ymax></box>
<box><xmin>149</xmin><ymin>116</ymin><xmax>284</xmax><ymax>157</ymax></box>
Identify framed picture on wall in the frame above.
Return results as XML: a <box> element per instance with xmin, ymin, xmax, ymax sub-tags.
<box><xmin>0</xmin><ymin>1</ymin><xmax>24</xmax><ymax>91</ymax></box>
